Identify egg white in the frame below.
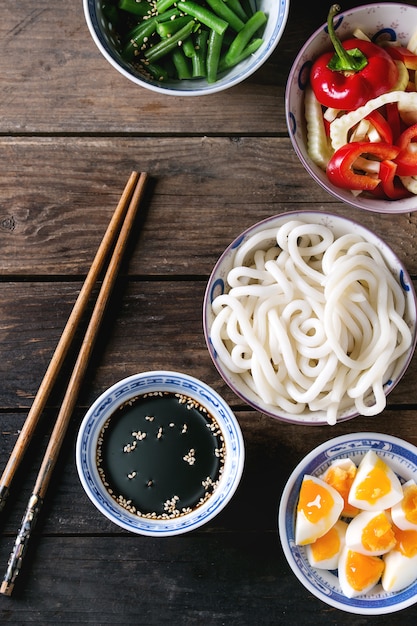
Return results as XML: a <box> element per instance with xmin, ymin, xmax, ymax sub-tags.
<box><xmin>295</xmin><ymin>474</ymin><xmax>344</xmax><ymax>545</ymax></box>
<box><xmin>391</xmin><ymin>479</ymin><xmax>417</xmax><ymax>531</ymax></box>
<box><xmin>348</xmin><ymin>450</ymin><xmax>403</xmax><ymax>511</ymax></box>
<box><xmin>345</xmin><ymin>509</ymin><xmax>396</xmax><ymax>556</ymax></box>
<box><xmin>338</xmin><ymin>546</ymin><xmax>384</xmax><ymax>598</ymax></box>
<box><xmin>382</xmin><ymin>548</ymin><xmax>417</xmax><ymax>592</ymax></box>
<box><xmin>306</xmin><ymin>519</ymin><xmax>348</xmax><ymax>570</ymax></box>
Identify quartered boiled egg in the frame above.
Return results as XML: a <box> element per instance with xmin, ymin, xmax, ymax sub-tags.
<box><xmin>382</xmin><ymin>526</ymin><xmax>417</xmax><ymax>592</ymax></box>
<box><xmin>338</xmin><ymin>546</ymin><xmax>384</xmax><ymax>598</ymax></box>
<box><xmin>345</xmin><ymin>510</ymin><xmax>396</xmax><ymax>556</ymax></box>
<box><xmin>306</xmin><ymin>519</ymin><xmax>348</xmax><ymax>570</ymax></box>
<box><xmin>295</xmin><ymin>474</ymin><xmax>344</xmax><ymax>546</ymax></box>
<box><xmin>391</xmin><ymin>479</ymin><xmax>417</xmax><ymax>531</ymax></box>
<box><xmin>321</xmin><ymin>458</ymin><xmax>359</xmax><ymax>518</ymax></box>
<box><xmin>348</xmin><ymin>450</ymin><xmax>403</xmax><ymax>511</ymax></box>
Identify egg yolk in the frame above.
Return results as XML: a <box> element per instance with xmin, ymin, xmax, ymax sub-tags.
<box><xmin>361</xmin><ymin>513</ymin><xmax>396</xmax><ymax>553</ymax></box>
<box><xmin>297</xmin><ymin>479</ymin><xmax>336</xmax><ymax>524</ymax></box>
<box><xmin>352</xmin><ymin>458</ymin><xmax>392</xmax><ymax>506</ymax></box>
<box><xmin>345</xmin><ymin>549</ymin><xmax>385</xmax><ymax>592</ymax></box>
<box><xmin>324</xmin><ymin>465</ymin><xmax>358</xmax><ymax>517</ymax></box>
<box><xmin>393</xmin><ymin>526</ymin><xmax>417</xmax><ymax>558</ymax></box>
<box><xmin>310</xmin><ymin>526</ymin><xmax>341</xmax><ymax>562</ymax></box>
<box><xmin>401</xmin><ymin>484</ymin><xmax>417</xmax><ymax>525</ymax></box>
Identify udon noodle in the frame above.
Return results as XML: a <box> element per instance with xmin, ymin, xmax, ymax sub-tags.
<box><xmin>210</xmin><ymin>220</ymin><xmax>412</xmax><ymax>425</ymax></box>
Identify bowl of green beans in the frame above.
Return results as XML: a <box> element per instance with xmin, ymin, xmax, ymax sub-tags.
<box><xmin>84</xmin><ymin>0</ymin><xmax>289</xmax><ymax>95</ymax></box>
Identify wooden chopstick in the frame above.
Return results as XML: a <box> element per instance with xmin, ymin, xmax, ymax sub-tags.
<box><xmin>0</xmin><ymin>170</ymin><xmax>140</xmax><ymax>514</ymax></box>
<box><xmin>0</xmin><ymin>171</ymin><xmax>148</xmax><ymax>596</ymax></box>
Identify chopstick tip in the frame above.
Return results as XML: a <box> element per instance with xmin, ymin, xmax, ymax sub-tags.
<box><xmin>0</xmin><ymin>580</ymin><xmax>14</xmax><ymax>596</ymax></box>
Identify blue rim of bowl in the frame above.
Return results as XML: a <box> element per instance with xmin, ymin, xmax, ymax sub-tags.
<box><xmin>76</xmin><ymin>371</ymin><xmax>245</xmax><ymax>536</ymax></box>
<box><xmin>278</xmin><ymin>432</ymin><xmax>417</xmax><ymax>615</ymax></box>
<box><xmin>203</xmin><ymin>210</ymin><xmax>417</xmax><ymax>425</ymax></box>
<box><xmin>284</xmin><ymin>2</ymin><xmax>417</xmax><ymax>214</ymax></box>
<box><xmin>83</xmin><ymin>0</ymin><xmax>290</xmax><ymax>95</ymax></box>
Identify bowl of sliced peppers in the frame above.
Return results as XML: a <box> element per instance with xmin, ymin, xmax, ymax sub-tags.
<box><xmin>84</xmin><ymin>0</ymin><xmax>289</xmax><ymax>95</ymax></box>
<box><xmin>286</xmin><ymin>3</ymin><xmax>417</xmax><ymax>213</ymax></box>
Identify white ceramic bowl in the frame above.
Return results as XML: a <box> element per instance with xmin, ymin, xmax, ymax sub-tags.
<box><xmin>76</xmin><ymin>371</ymin><xmax>244</xmax><ymax>536</ymax></box>
<box><xmin>278</xmin><ymin>432</ymin><xmax>417</xmax><ymax>615</ymax></box>
<box><xmin>83</xmin><ymin>0</ymin><xmax>289</xmax><ymax>96</ymax></box>
<box><xmin>286</xmin><ymin>3</ymin><xmax>417</xmax><ymax>213</ymax></box>
<box><xmin>203</xmin><ymin>210</ymin><xmax>417</xmax><ymax>425</ymax></box>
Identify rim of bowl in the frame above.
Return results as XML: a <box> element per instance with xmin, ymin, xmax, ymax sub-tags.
<box><xmin>203</xmin><ymin>210</ymin><xmax>417</xmax><ymax>425</ymax></box>
<box><xmin>76</xmin><ymin>370</ymin><xmax>245</xmax><ymax>536</ymax></box>
<box><xmin>278</xmin><ymin>432</ymin><xmax>417</xmax><ymax>615</ymax></box>
<box><xmin>285</xmin><ymin>2</ymin><xmax>417</xmax><ymax>214</ymax></box>
<box><xmin>83</xmin><ymin>0</ymin><xmax>290</xmax><ymax>96</ymax></box>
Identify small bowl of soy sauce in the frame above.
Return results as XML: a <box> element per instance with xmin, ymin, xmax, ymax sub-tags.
<box><xmin>76</xmin><ymin>371</ymin><xmax>244</xmax><ymax>536</ymax></box>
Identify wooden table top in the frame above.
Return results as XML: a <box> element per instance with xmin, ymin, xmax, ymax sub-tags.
<box><xmin>1</xmin><ymin>0</ymin><xmax>417</xmax><ymax>623</ymax></box>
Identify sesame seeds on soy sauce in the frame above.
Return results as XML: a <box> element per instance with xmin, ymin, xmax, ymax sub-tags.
<box><xmin>96</xmin><ymin>391</ymin><xmax>226</xmax><ymax>519</ymax></box>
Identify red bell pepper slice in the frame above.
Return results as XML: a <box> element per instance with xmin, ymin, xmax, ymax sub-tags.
<box><xmin>385</xmin><ymin>103</ymin><xmax>403</xmax><ymax>144</ymax></box>
<box><xmin>365</xmin><ymin>110</ymin><xmax>393</xmax><ymax>144</ymax></box>
<box><xmin>326</xmin><ymin>142</ymin><xmax>400</xmax><ymax>191</ymax></box>
<box><xmin>385</xmin><ymin>45</ymin><xmax>417</xmax><ymax>70</ymax></box>
<box><xmin>378</xmin><ymin>160</ymin><xmax>410</xmax><ymax>200</ymax></box>
<box><xmin>394</xmin><ymin>123</ymin><xmax>417</xmax><ymax>176</ymax></box>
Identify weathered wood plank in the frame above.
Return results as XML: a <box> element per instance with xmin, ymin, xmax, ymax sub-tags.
<box><xmin>1</xmin><ymin>0</ymin><xmax>404</xmax><ymax>136</ymax></box>
<box><xmin>1</xmin><ymin>405</ymin><xmax>417</xmax><ymax>535</ymax></box>
<box><xmin>1</xmin><ymin>137</ymin><xmax>417</xmax><ymax>276</ymax></box>
<box><xmin>0</xmin><ymin>532</ymin><xmax>416</xmax><ymax>624</ymax></box>
<box><xmin>0</xmin><ymin>0</ymin><xmax>292</xmax><ymax>135</ymax></box>
<box><xmin>1</xmin><ymin>281</ymin><xmax>416</xmax><ymax>411</ymax></box>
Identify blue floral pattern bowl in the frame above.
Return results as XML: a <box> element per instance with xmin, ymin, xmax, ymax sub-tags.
<box><xmin>286</xmin><ymin>3</ymin><xmax>417</xmax><ymax>213</ymax></box>
<box><xmin>279</xmin><ymin>433</ymin><xmax>417</xmax><ymax>614</ymax></box>
<box><xmin>84</xmin><ymin>0</ymin><xmax>289</xmax><ymax>95</ymax></box>
<box><xmin>76</xmin><ymin>371</ymin><xmax>244</xmax><ymax>536</ymax></box>
<box><xmin>203</xmin><ymin>211</ymin><xmax>417</xmax><ymax>424</ymax></box>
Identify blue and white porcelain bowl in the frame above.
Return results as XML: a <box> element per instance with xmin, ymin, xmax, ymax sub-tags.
<box><xmin>76</xmin><ymin>371</ymin><xmax>244</xmax><ymax>536</ymax></box>
<box><xmin>278</xmin><ymin>433</ymin><xmax>417</xmax><ymax>615</ymax></box>
<box><xmin>286</xmin><ymin>3</ymin><xmax>417</xmax><ymax>213</ymax></box>
<box><xmin>203</xmin><ymin>211</ymin><xmax>417</xmax><ymax>425</ymax></box>
<box><xmin>83</xmin><ymin>0</ymin><xmax>289</xmax><ymax>95</ymax></box>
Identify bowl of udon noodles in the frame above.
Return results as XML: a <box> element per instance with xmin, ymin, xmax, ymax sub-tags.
<box><xmin>203</xmin><ymin>211</ymin><xmax>417</xmax><ymax>425</ymax></box>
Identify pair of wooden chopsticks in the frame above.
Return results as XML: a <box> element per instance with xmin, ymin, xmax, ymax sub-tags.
<box><xmin>0</xmin><ymin>171</ymin><xmax>148</xmax><ymax>596</ymax></box>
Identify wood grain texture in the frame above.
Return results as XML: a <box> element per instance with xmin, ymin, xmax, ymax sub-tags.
<box><xmin>1</xmin><ymin>137</ymin><xmax>416</xmax><ymax>275</ymax></box>
<box><xmin>1</xmin><ymin>0</ymin><xmax>417</xmax><ymax>620</ymax></box>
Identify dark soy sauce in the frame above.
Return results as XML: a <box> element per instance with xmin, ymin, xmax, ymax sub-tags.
<box><xmin>96</xmin><ymin>391</ymin><xmax>225</xmax><ymax>518</ymax></box>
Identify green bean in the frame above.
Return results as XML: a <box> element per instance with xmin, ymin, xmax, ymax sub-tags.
<box><xmin>115</xmin><ymin>0</ymin><xmax>267</xmax><ymax>84</ymax></box>
<box><xmin>218</xmin><ymin>37</ymin><xmax>263</xmax><ymax>71</ymax></box>
<box><xmin>182</xmin><ymin>37</ymin><xmax>196</xmax><ymax>58</ymax></box>
<box><xmin>240</xmin><ymin>0</ymin><xmax>254</xmax><ymax>19</ymax></box>
<box><xmin>156</xmin><ymin>16</ymin><xmax>193</xmax><ymax>38</ymax></box>
<box><xmin>144</xmin><ymin>20</ymin><xmax>198</xmax><ymax>63</ymax></box>
<box><xmin>224</xmin><ymin>0</ymin><xmax>249</xmax><ymax>22</ymax></box>
<box><xmin>141</xmin><ymin>60</ymin><xmax>170</xmax><ymax>81</ymax></box>
<box><xmin>182</xmin><ymin>36</ymin><xmax>205</xmax><ymax>77</ymax></box>
<box><xmin>155</xmin><ymin>0</ymin><xmax>176</xmax><ymax>13</ymax></box>
<box><xmin>122</xmin><ymin>8</ymin><xmax>179</xmax><ymax>59</ymax></box>
<box><xmin>194</xmin><ymin>29</ymin><xmax>209</xmax><ymax>76</ymax></box>
<box><xmin>176</xmin><ymin>1</ymin><xmax>228</xmax><ymax>36</ymax></box>
<box><xmin>102</xmin><ymin>2</ymin><xmax>121</xmax><ymax>28</ymax></box>
<box><xmin>223</xmin><ymin>10</ymin><xmax>266</xmax><ymax>64</ymax></box>
<box><xmin>206</xmin><ymin>29</ymin><xmax>224</xmax><ymax>83</ymax></box>
<box><xmin>118</xmin><ymin>0</ymin><xmax>153</xmax><ymax>17</ymax></box>
<box><xmin>205</xmin><ymin>0</ymin><xmax>245</xmax><ymax>33</ymax></box>
<box><xmin>172</xmin><ymin>49</ymin><xmax>193</xmax><ymax>79</ymax></box>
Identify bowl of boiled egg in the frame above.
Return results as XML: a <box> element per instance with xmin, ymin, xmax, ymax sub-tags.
<box><xmin>286</xmin><ymin>2</ymin><xmax>417</xmax><ymax>213</ymax></box>
<box><xmin>203</xmin><ymin>210</ymin><xmax>417</xmax><ymax>426</ymax></box>
<box><xmin>278</xmin><ymin>432</ymin><xmax>417</xmax><ymax>615</ymax></box>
